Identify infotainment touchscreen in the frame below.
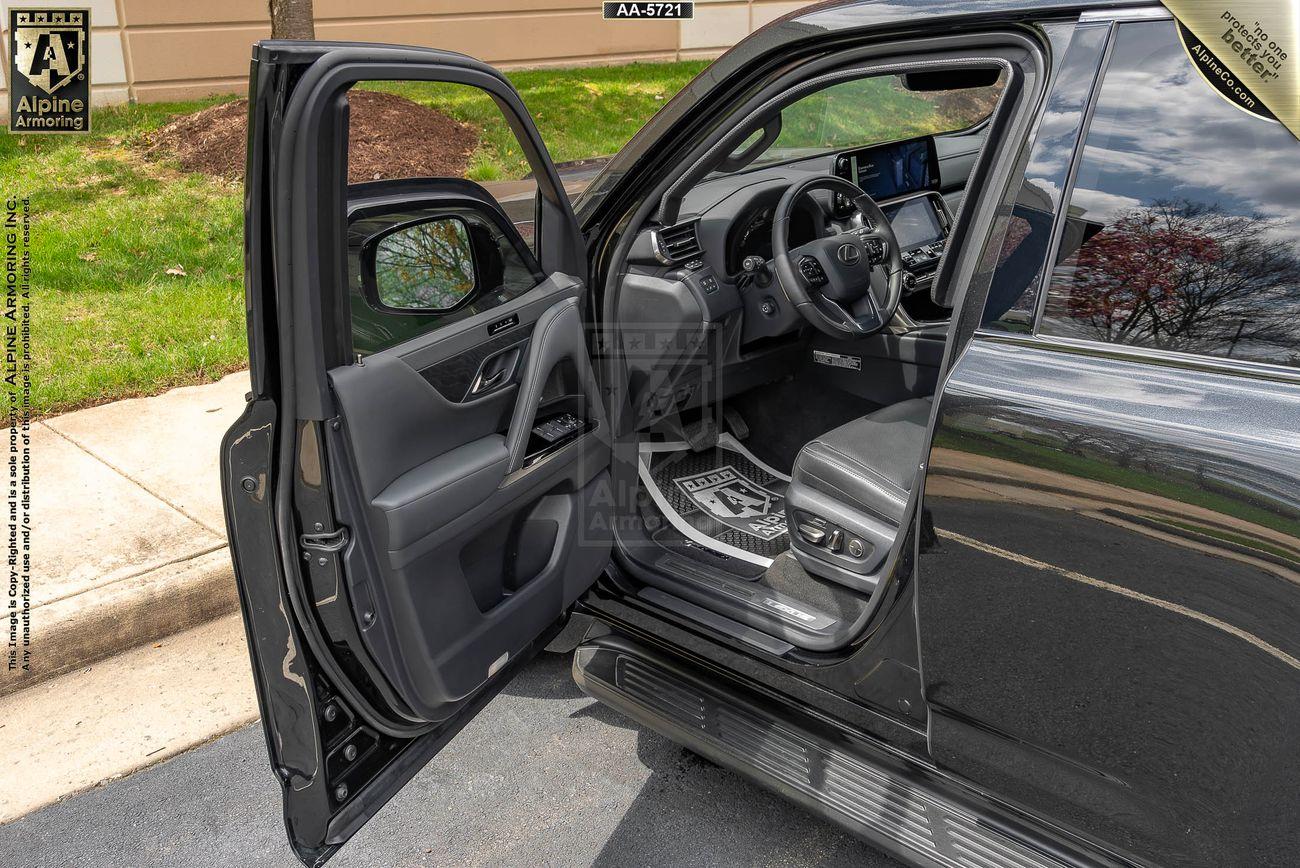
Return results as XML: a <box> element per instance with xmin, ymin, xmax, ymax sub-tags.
<box><xmin>881</xmin><ymin>196</ymin><xmax>944</xmax><ymax>251</ymax></box>
<box><xmin>843</xmin><ymin>137</ymin><xmax>936</xmax><ymax>200</ymax></box>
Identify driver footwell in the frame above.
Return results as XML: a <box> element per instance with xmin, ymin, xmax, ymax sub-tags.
<box><xmin>638</xmin><ymin>434</ymin><xmax>791</xmax><ymax>568</ymax></box>
<box><xmin>635</xmin><ymin>434</ymin><xmax>875</xmax><ymax>645</ymax></box>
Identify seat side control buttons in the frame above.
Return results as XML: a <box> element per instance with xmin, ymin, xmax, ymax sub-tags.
<box><xmin>827</xmin><ymin>529</ymin><xmax>843</xmax><ymax>553</ymax></box>
<box><xmin>847</xmin><ymin>538</ymin><xmax>865</xmax><ymax>558</ymax></box>
<box><xmin>797</xmin><ymin>523</ymin><xmax>826</xmax><ymax>545</ymax></box>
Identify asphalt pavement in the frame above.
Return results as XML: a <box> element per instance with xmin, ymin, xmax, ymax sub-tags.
<box><xmin>0</xmin><ymin>651</ymin><xmax>902</xmax><ymax>868</ymax></box>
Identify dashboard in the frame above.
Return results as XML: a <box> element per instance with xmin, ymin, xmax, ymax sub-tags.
<box><xmin>699</xmin><ymin>134</ymin><xmax>960</xmax><ymax>315</ymax></box>
<box><xmin>616</xmin><ymin>129</ymin><xmax>982</xmax><ymax>424</ymax></box>
<box><xmin>727</xmin><ymin>194</ymin><xmax>822</xmax><ymax>274</ymax></box>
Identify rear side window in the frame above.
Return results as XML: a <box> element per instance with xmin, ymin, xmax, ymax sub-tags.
<box><xmin>1040</xmin><ymin>20</ymin><xmax>1300</xmax><ymax>369</ymax></box>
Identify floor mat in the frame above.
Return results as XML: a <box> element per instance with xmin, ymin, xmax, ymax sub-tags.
<box><xmin>638</xmin><ymin>434</ymin><xmax>790</xmax><ymax>568</ymax></box>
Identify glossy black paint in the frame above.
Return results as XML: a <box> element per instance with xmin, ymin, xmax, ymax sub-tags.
<box><xmin>920</xmin><ymin>338</ymin><xmax>1300</xmax><ymax>866</ymax></box>
<box><xmin>917</xmin><ymin>13</ymin><xmax>1300</xmax><ymax>865</ymax></box>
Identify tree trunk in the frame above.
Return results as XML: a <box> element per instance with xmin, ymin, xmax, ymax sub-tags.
<box><xmin>269</xmin><ymin>0</ymin><xmax>315</xmax><ymax>39</ymax></box>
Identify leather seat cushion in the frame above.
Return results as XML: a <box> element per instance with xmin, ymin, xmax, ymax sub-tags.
<box><xmin>789</xmin><ymin>397</ymin><xmax>932</xmax><ymax>526</ymax></box>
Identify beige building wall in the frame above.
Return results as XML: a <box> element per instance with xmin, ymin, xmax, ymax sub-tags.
<box><xmin>0</xmin><ymin>1</ymin><xmax>812</xmax><ymax>110</ymax></box>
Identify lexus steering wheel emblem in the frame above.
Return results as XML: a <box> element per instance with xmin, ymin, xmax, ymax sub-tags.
<box><xmin>836</xmin><ymin>243</ymin><xmax>862</xmax><ymax>266</ymax></box>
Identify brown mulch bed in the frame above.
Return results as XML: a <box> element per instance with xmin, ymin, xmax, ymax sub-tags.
<box><xmin>145</xmin><ymin>90</ymin><xmax>479</xmax><ymax>183</ymax></box>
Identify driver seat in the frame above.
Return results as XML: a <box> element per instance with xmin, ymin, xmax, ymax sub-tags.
<box><xmin>783</xmin><ymin>397</ymin><xmax>932</xmax><ymax>594</ymax></box>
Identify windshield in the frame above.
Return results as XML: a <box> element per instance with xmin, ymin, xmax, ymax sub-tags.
<box><xmin>739</xmin><ymin>73</ymin><xmax>1004</xmax><ymax>169</ymax></box>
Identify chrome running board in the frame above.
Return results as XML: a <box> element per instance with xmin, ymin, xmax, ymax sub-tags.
<box><xmin>574</xmin><ymin>636</ymin><xmax>1121</xmax><ymax>868</ymax></box>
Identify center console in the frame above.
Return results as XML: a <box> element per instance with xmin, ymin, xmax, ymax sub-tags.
<box><xmin>831</xmin><ymin>137</ymin><xmax>953</xmax><ymax>299</ymax></box>
<box><xmin>879</xmin><ymin>191</ymin><xmax>952</xmax><ymax>291</ymax></box>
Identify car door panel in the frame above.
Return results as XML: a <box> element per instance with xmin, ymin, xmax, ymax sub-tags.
<box><xmin>223</xmin><ymin>41</ymin><xmax>614</xmax><ymax>864</ymax></box>
<box><xmin>328</xmin><ymin>290</ymin><xmax>611</xmax><ymax>721</ymax></box>
<box><xmin>917</xmin><ymin>15</ymin><xmax>1300</xmax><ymax>866</ymax></box>
<box><xmin>919</xmin><ymin>339</ymin><xmax>1300</xmax><ymax>865</ymax></box>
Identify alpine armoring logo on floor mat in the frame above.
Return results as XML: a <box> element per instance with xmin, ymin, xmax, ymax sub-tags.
<box><xmin>674</xmin><ymin>466</ymin><xmax>787</xmax><ymax>540</ymax></box>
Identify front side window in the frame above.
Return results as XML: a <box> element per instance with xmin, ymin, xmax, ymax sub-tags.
<box><xmin>343</xmin><ymin>80</ymin><xmax>545</xmax><ymax>356</ymax></box>
<box><xmin>1041</xmin><ymin>21</ymin><xmax>1300</xmax><ymax>368</ymax></box>
<box><xmin>348</xmin><ymin>202</ymin><xmax>538</xmax><ymax>356</ymax></box>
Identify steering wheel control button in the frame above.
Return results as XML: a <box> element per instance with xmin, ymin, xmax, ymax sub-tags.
<box><xmin>864</xmin><ymin>239</ymin><xmax>885</xmax><ymax>264</ymax></box>
<box><xmin>798</xmin><ymin>255</ymin><xmax>828</xmax><ymax>286</ymax></box>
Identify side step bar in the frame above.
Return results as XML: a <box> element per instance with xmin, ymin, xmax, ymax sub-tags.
<box><xmin>573</xmin><ymin>636</ymin><xmax>1124</xmax><ymax>868</ymax></box>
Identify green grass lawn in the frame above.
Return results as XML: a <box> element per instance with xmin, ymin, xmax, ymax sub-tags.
<box><xmin>363</xmin><ymin>61</ymin><xmax>711</xmax><ymax>181</ymax></box>
<box><xmin>0</xmin><ymin>97</ymin><xmax>247</xmax><ymax>417</ymax></box>
<box><xmin>4</xmin><ymin>61</ymin><xmax>709</xmax><ymax>417</ymax></box>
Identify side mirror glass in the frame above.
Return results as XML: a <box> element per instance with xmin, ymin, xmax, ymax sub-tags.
<box><xmin>371</xmin><ymin>216</ymin><xmax>477</xmax><ymax>312</ymax></box>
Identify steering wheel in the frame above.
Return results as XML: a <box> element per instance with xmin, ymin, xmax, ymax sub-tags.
<box><xmin>771</xmin><ymin>175</ymin><xmax>905</xmax><ymax>338</ymax></box>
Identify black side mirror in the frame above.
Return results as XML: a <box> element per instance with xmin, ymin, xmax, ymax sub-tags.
<box><xmin>366</xmin><ymin>215</ymin><xmax>480</xmax><ymax>314</ymax></box>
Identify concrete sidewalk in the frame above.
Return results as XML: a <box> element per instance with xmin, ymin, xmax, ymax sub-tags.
<box><xmin>8</xmin><ymin>371</ymin><xmax>251</xmax><ymax>697</ymax></box>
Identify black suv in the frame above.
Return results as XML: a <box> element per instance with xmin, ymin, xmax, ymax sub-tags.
<box><xmin>222</xmin><ymin>2</ymin><xmax>1300</xmax><ymax>865</ymax></box>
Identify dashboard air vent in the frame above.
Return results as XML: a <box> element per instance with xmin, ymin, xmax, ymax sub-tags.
<box><xmin>652</xmin><ymin>220</ymin><xmax>703</xmax><ymax>264</ymax></box>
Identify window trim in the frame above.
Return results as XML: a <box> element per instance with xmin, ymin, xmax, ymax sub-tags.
<box><xmin>1078</xmin><ymin>5</ymin><xmax>1171</xmax><ymax>23</ymax></box>
<box><xmin>979</xmin><ymin>329</ymin><xmax>1300</xmax><ymax>385</ymax></box>
<box><xmin>1029</xmin><ymin>19</ymin><xmax>1117</xmax><ymax>334</ymax></box>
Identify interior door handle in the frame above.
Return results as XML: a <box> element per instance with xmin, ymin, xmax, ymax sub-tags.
<box><xmin>467</xmin><ymin>345</ymin><xmax>523</xmax><ymax>399</ymax></box>
<box><xmin>473</xmin><ymin>369</ymin><xmax>506</xmax><ymax>392</ymax></box>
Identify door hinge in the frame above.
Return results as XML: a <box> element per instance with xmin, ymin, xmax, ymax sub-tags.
<box><xmin>300</xmin><ymin>527</ymin><xmax>350</xmax><ymax>553</ymax></box>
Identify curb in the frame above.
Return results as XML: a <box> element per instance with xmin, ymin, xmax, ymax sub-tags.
<box><xmin>3</xmin><ymin>549</ymin><xmax>239</xmax><ymax>698</ymax></box>
<box><xmin>0</xmin><ymin>612</ymin><xmax>258</xmax><ymax>824</ymax></box>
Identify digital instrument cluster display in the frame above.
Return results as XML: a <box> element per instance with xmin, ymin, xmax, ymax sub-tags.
<box><xmin>837</xmin><ymin>137</ymin><xmax>939</xmax><ymax>200</ymax></box>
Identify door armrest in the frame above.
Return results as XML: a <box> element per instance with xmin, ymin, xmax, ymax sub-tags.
<box><xmin>372</xmin><ymin>434</ymin><xmax>510</xmax><ymax>553</ymax></box>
